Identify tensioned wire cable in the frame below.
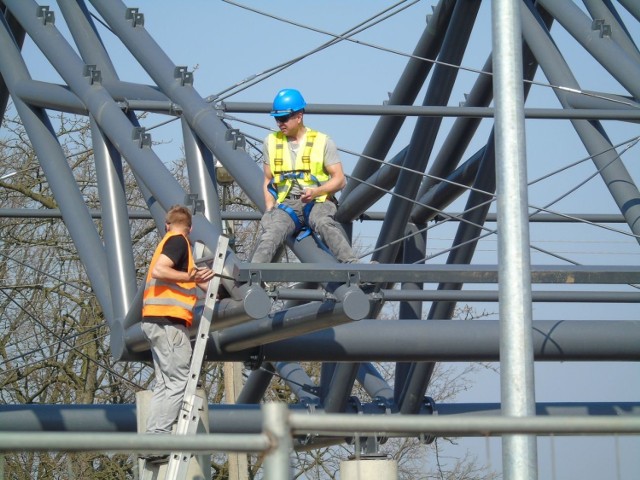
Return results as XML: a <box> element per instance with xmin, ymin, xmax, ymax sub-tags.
<box><xmin>350</xmin><ymin>137</ymin><xmax>640</xmax><ymax>266</ymax></box>
<box><xmin>85</xmin><ymin>0</ymin><xmax>418</xmax><ymax>136</ymax></box>
<box><xmin>211</xmin><ymin>0</ymin><xmax>420</xmax><ymax>102</ymax></box>
<box><xmin>88</xmin><ymin>0</ymin><xmax>640</xmax><ymax>161</ymax></box>
<box><xmin>220</xmin><ymin>0</ymin><xmax>640</xmax><ymax>109</ymax></box>
<box><xmin>31</xmin><ymin>6</ymin><xmax>640</xmax><ymax>264</ymax></box>
<box><xmin>0</xmin><ymin>286</ymin><xmax>143</xmax><ymax>391</ymax></box>
<box><xmin>225</xmin><ymin>110</ymin><xmax>640</xmax><ymax>246</ymax></box>
<box><xmin>0</xmin><ymin>319</ymin><xmax>102</xmax><ymax>362</ymax></box>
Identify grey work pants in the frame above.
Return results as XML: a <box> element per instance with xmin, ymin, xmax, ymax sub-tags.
<box><xmin>251</xmin><ymin>199</ymin><xmax>358</xmax><ymax>263</ymax></box>
<box><xmin>141</xmin><ymin>319</ymin><xmax>192</xmax><ymax>434</ymax></box>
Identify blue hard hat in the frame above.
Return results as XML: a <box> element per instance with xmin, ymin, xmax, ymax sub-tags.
<box><xmin>270</xmin><ymin>88</ymin><xmax>306</xmax><ymax>116</ymax></box>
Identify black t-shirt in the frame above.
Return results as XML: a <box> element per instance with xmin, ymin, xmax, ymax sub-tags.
<box><xmin>161</xmin><ymin>235</ymin><xmax>190</xmax><ymax>272</ymax></box>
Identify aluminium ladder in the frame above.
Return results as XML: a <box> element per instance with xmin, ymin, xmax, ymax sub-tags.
<box><xmin>141</xmin><ymin>235</ymin><xmax>229</xmax><ymax>480</ymax></box>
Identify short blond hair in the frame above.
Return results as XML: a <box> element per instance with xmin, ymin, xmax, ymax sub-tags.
<box><xmin>165</xmin><ymin>205</ymin><xmax>192</xmax><ymax>228</ymax></box>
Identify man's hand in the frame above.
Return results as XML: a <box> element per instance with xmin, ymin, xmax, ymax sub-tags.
<box><xmin>301</xmin><ymin>187</ymin><xmax>318</xmax><ymax>203</ymax></box>
<box><xmin>190</xmin><ymin>266</ymin><xmax>214</xmax><ymax>283</ymax></box>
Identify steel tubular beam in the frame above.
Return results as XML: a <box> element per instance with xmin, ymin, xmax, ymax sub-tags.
<box><xmin>273</xmin><ymin>362</ymin><xmax>319</xmax><ymax>405</ymax></box>
<box><xmin>583</xmin><ymin>0</ymin><xmax>640</xmax><ymax>63</ymax></box>
<box><xmin>357</xmin><ymin>363</ymin><xmax>394</xmax><ymax>402</ymax></box>
<box><xmin>255</xmin><ymin>320</ymin><xmax>640</xmax><ymax>362</ymax></box>
<box><xmin>379</xmin><ymin>288</ymin><xmax>640</xmax><ymax>303</ymax></box>
<box><xmin>339</xmin><ymin>0</ymin><xmax>455</xmax><ymax>205</ymax></box>
<box><xmin>322</xmin><ymin>364</ymin><xmax>359</xmax><ymax>413</ymax></box>
<box><xmin>289</xmin><ymin>413</ymin><xmax>640</xmax><ymax>437</ymax></box>
<box><xmin>237</xmin><ymin>363</ymin><xmax>275</xmax><ymax>404</ymax></box>
<box><xmin>0</xmin><ymin>208</ymin><xmax>633</xmax><ymax>223</ymax></box>
<box><xmin>0</xmin><ymin>4</ymin><xmax>24</xmax><ymax>119</ymax></box>
<box><xmin>521</xmin><ymin>3</ymin><xmax>640</xmax><ymax>242</ymax></box>
<box><xmin>239</xmin><ymin>263</ymin><xmax>640</xmax><ymax>284</ymax></box>
<box><xmin>0</xmin><ymin>432</ymin><xmax>271</xmax><ymax>454</ymax></box>
<box><xmin>88</xmin><ymin>0</ymin><xmax>265</xmax><ymax>210</ymax></box>
<box><xmin>373</xmin><ymin>0</ymin><xmax>481</xmax><ymax>264</ymax></box>
<box><xmin>493</xmin><ymin>0</ymin><xmax>538</xmax><ymax>475</ymax></box>
<box><xmin>412</xmin><ymin>54</ymin><xmax>493</xmax><ymax>222</ymax></box>
<box><xmin>1</xmin><ymin>402</ymin><xmax>638</xmax><ymax>434</ymax></box>
<box><xmin>221</xmin><ymin>102</ymin><xmax>640</xmax><ymax>121</ymax></box>
<box><xmin>213</xmin><ymin>298</ymin><xmax>363</xmax><ymax>353</ymax></box>
<box><xmin>618</xmin><ymin>0</ymin><xmax>640</xmax><ymax>22</ymax></box>
<box><xmin>0</xmin><ymin>8</ymin><xmax>114</xmax><ymax>321</ymax></box>
<box><xmin>537</xmin><ymin>0</ymin><xmax>640</xmax><ymax>99</ymax></box>
<box><xmin>411</xmin><ymin>147</ymin><xmax>484</xmax><ymax>223</ymax></box>
<box><xmin>90</xmin><ymin>117</ymin><xmax>138</xmax><ymax>320</ymax></box>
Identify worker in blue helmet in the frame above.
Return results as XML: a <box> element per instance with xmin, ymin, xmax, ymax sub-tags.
<box><xmin>251</xmin><ymin>88</ymin><xmax>358</xmax><ymax>264</ymax></box>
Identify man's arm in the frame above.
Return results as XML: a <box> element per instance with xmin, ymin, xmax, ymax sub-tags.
<box><xmin>151</xmin><ymin>253</ymin><xmax>213</xmax><ymax>287</ymax></box>
<box><xmin>263</xmin><ymin>163</ymin><xmax>277</xmax><ymax>211</ymax></box>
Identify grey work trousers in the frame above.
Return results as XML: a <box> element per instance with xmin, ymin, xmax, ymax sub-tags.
<box><xmin>141</xmin><ymin>319</ymin><xmax>192</xmax><ymax>434</ymax></box>
<box><xmin>251</xmin><ymin>199</ymin><xmax>358</xmax><ymax>264</ymax></box>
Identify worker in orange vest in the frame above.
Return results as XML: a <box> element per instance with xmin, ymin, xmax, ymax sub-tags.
<box><xmin>140</xmin><ymin>205</ymin><xmax>214</xmax><ymax>462</ymax></box>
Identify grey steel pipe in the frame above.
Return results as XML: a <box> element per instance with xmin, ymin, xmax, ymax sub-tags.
<box><xmin>0</xmin><ymin>208</ymin><xmax>633</xmax><ymax>224</ymax></box>
<box><xmin>537</xmin><ymin>0</ymin><xmax>640</xmax><ymax>99</ymax></box>
<box><xmin>1</xmin><ymin>402</ymin><xmax>638</xmax><ymax>433</ymax></box>
<box><xmin>0</xmin><ymin>11</ymin><xmax>114</xmax><ymax>321</ymax></box>
<box><xmin>493</xmin><ymin>0</ymin><xmax>538</xmax><ymax>475</ymax></box>
<box><xmin>123</xmin><ymin>286</ymin><xmax>270</xmax><ymax>353</ymax></box>
<box><xmin>273</xmin><ymin>362</ymin><xmax>319</xmax><ymax>404</ymax></box>
<box><xmin>323</xmin><ymin>363</ymin><xmax>359</xmax><ymax>413</ymax></box>
<box><xmin>202</xmin><ymin>320</ymin><xmax>640</xmax><ymax>363</ymax></box>
<box><xmin>222</xmin><ymin>101</ymin><xmax>640</xmax><ymax>120</ymax></box>
<box><xmin>214</xmin><ymin>298</ymin><xmax>364</xmax><ymax>353</ymax></box>
<box><xmin>90</xmin><ymin>117</ymin><xmax>138</xmax><ymax>321</ymax></box>
<box><xmin>358</xmin><ymin>363</ymin><xmax>394</xmax><ymax>402</ymax></box>
<box><xmin>521</xmin><ymin>2</ymin><xmax>640</xmax><ymax>243</ymax></box>
<box><xmin>0</xmin><ymin>432</ymin><xmax>271</xmax><ymax>454</ymax></box>
<box><xmin>237</xmin><ymin>363</ymin><xmax>276</xmax><ymax>404</ymax></box>
<box><xmin>238</xmin><ymin>263</ymin><xmax>640</xmax><ymax>285</ymax></box>
<box><xmin>289</xmin><ymin>413</ymin><xmax>640</xmax><ymax>437</ymax></box>
<box><xmin>340</xmin><ymin>0</ymin><xmax>456</xmax><ymax>203</ymax></box>
<box><xmin>373</xmin><ymin>0</ymin><xmax>481</xmax><ymax>264</ymax></box>
<box><xmin>262</xmin><ymin>403</ymin><xmax>292</xmax><ymax>480</ymax></box>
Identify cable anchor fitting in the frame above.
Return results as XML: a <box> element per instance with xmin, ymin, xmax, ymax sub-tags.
<box><xmin>125</xmin><ymin>8</ymin><xmax>144</xmax><ymax>27</ymax></box>
<box><xmin>37</xmin><ymin>6</ymin><xmax>55</xmax><ymax>25</ymax></box>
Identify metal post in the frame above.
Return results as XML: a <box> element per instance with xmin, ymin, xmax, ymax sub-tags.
<box><xmin>492</xmin><ymin>0</ymin><xmax>538</xmax><ymax>478</ymax></box>
<box><xmin>263</xmin><ymin>403</ymin><xmax>291</xmax><ymax>480</ymax></box>
<box><xmin>224</xmin><ymin>362</ymin><xmax>249</xmax><ymax>480</ymax></box>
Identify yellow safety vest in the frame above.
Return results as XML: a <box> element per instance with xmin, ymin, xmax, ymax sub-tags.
<box><xmin>142</xmin><ymin>231</ymin><xmax>197</xmax><ymax>326</ymax></box>
<box><xmin>267</xmin><ymin>129</ymin><xmax>330</xmax><ymax>203</ymax></box>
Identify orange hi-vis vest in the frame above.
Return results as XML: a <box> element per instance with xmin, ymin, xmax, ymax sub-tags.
<box><xmin>142</xmin><ymin>231</ymin><xmax>197</xmax><ymax>326</ymax></box>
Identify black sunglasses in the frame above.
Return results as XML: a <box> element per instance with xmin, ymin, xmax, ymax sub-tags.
<box><xmin>275</xmin><ymin>113</ymin><xmax>294</xmax><ymax>123</ymax></box>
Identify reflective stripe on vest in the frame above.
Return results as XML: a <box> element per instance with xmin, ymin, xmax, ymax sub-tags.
<box><xmin>267</xmin><ymin>129</ymin><xmax>330</xmax><ymax>203</ymax></box>
<box><xmin>142</xmin><ymin>231</ymin><xmax>197</xmax><ymax>326</ymax></box>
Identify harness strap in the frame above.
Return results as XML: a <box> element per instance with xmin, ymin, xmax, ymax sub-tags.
<box><xmin>276</xmin><ymin>201</ymin><xmax>316</xmax><ymax>241</ymax></box>
<box><xmin>273</xmin><ymin>139</ymin><xmax>284</xmax><ymax>181</ymax></box>
<box><xmin>273</xmin><ymin>130</ymin><xmax>317</xmax><ymax>184</ymax></box>
<box><xmin>301</xmin><ymin>130</ymin><xmax>317</xmax><ymax>182</ymax></box>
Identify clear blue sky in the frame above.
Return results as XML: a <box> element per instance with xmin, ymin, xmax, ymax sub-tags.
<box><xmin>17</xmin><ymin>0</ymin><xmax>640</xmax><ymax>478</ymax></box>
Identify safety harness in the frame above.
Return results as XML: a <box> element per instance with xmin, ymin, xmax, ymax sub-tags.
<box><xmin>267</xmin><ymin>129</ymin><xmax>328</xmax><ymax>242</ymax></box>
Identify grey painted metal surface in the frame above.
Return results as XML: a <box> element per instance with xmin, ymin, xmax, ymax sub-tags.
<box><xmin>1</xmin><ymin>0</ymin><xmax>640</xmax><ymax>474</ymax></box>
<box><xmin>2</xmin><ymin>402</ymin><xmax>638</xmax><ymax>434</ymax></box>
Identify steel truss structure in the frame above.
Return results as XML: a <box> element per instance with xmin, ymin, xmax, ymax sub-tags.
<box><xmin>1</xmin><ymin>0</ymin><xmax>640</xmax><ymax>476</ymax></box>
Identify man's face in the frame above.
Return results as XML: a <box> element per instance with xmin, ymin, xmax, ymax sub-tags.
<box><xmin>275</xmin><ymin>111</ymin><xmax>302</xmax><ymax>137</ymax></box>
